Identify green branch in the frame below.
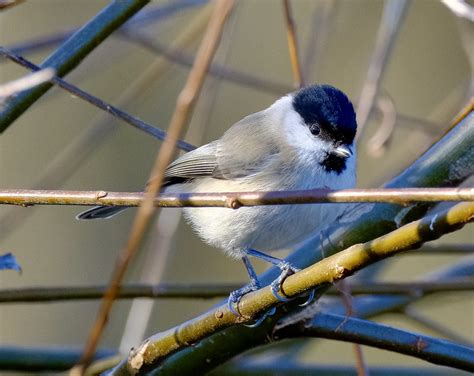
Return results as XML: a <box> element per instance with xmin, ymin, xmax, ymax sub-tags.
<box><xmin>275</xmin><ymin>312</ymin><xmax>474</xmax><ymax>372</ymax></box>
<box><xmin>109</xmin><ymin>201</ymin><xmax>473</xmax><ymax>374</ymax></box>
<box><xmin>106</xmin><ymin>112</ymin><xmax>473</xmax><ymax>374</ymax></box>
<box><xmin>0</xmin><ymin>0</ymin><xmax>151</xmax><ymax>132</ymax></box>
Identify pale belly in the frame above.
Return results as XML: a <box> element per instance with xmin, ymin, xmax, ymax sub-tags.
<box><xmin>168</xmin><ymin>161</ymin><xmax>355</xmax><ymax>258</ymax></box>
<box><xmin>183</xmin><ymin>201</ymin><xmax>343</xmax><ymax>258</ymax></box>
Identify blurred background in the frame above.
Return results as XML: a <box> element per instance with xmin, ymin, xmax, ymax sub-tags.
<box><xmin>0</xmin><ymin>0</ymin><xmax>473</xmax><ymax>374</ymax></box>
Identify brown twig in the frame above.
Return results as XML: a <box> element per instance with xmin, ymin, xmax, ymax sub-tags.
<box><xmin>336</xmin><ymin>280</ymin><xmax>368</xmax><ymax>376</ymax></box>
<box><xmin>0</xmin><ymin>7</ymin><xmax>212</xmax><ymax>241</ymax></box>
<box><xmin>1</xmin><ymin>188</ymin><xmax>473</xmax><ymax>208</ymax></box>
<box><xmin>282</xmin><ymin>0</ymin><xmax>304</xmax><ymax>88</ymax></box>
<box><xmin>73</xmin><ymin>1</ymin><xmax>234</xmax><ymax>374</ymax></box>
<box><xmin>0</xmin><ymin>0</ymin><xmax>25</xmax><ymax>10</ymax></box>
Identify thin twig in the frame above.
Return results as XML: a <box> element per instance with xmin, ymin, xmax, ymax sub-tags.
<box><xmin>120</xmin><ymin>28</ymin><xmax>291</xmax><ymax>95</ymax></box>
<box><xmin>118</xmin><ymin>5</ymin><xmax>214</xmax><ymax>354</ymax></box>
<box><xmin>1</xmin><ymin>188</ymin><xmax>473</xmax><ymax>208</ymax></box>
<box><xmin>302</xmin><ymin>0</ymin><xmax>336</xmax><ymax>80</ymax></box>
<box><xmin>403</xmin><ymin>307</ymin><xmax>474</xmax><ymax>346</ymax></box>
<box><xmin>0</xmin><ymin>68</ymin><xmax>55</xmax><ymax>98</ymax></box>
<box><xmin>0</xmin><ymin>346</ymin><xmax>115</xmax><ymax>372</ymax></box>
<box><xmin>73</xmin><ymin>1</ymin><xmax>234</xmax><ymax>373</ymax></box>
<box><xmin>109</xmin><ymin>201</ymin><xmax>474</xmax><ymax>374</ymax></box>
<box><xmin>411</xmin><ymin>243</ymin><xmax>474</xmax><ymax>255</ymax></box>
<box><xmin>0</xmin><ymin>47</ymin><xmax>195</xmax><ymax>151</ymax></box>
<box><xmin>212</xmin><ymin>361</ymin><xmax>463</xmax><ymax>376</ymax></box>
<box><xmin>356</xmin><ymin>0</ymin><xmax>409</xmax><ymax>141</ymax></box>
<box><xmin>367</xmin><ymin>93</ymin><xmax>397</xmax><ymax>157</ymax></box>
<box><xmin>1</xmin><ymin>280</ymin><xmax>472</xmax><ymax>303</ymax></box>
<box><xmin>336</xmin><ymin>280</ymin><xmax>368</xmax><ymax>376</ymax></box>
<box><xmin>0</xmin><ymin>0</ymin><xmax>25</xmax><ymax>10</ymax></box>
<box><xmin>282</xmin><ymin>0</ymin><xmax>304</xmax><ymax>88</ymax></box>
<box><xmin>275</xmin><ymin>312</ymin><xmax>474</xmax><ymax>372</ymax></box>
<box><xmin>0</xmin><ymin>5</ymin><xmax>212</xmax><ymax>240</ymax></box>
<box><xmin>2</xmin><ymin>1</ymin><xmax>205</xmax><ymax>56</ymax></box>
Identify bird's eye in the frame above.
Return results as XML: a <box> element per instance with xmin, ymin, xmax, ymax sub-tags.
<box><xmin>309</xmin><ymin>124</ymin><xmax>321</xmax><ymax>136</ymax></box>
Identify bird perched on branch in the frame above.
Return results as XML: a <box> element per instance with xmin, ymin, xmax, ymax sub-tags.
<box><xmin>77</xmin><ymin>84</ymin><xmax>357</xmax><ymax>320</ymax></box>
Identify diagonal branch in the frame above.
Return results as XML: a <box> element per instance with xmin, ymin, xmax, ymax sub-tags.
<box><xmin>0</xmin><ymin>0</ymin><xmax>152</xmax><ymax>132</ymax></box>
<box><xmin>108</xmin><ymin>201</ymin><xmax>474</xmax><ymax>375</ymax></box>
<box><xmin>0</xmin><ymin>48</ymin><xmax>195</xmax><ymax>151</ymax></box>
<box><xmin>73</xmin><ymin>1</ymin><xmax>234</xmax><ymax>373</ymax></box>
<box><xmin>274</xmin><ymin>312</ymin><xmax>474</xmax><ymax>372</ymax></box>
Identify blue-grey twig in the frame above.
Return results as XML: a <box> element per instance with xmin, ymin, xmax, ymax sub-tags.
<box><xmin>0</xmin><ymin>47</ymin><xmax>195</xmax><ymax>151</ymax></box>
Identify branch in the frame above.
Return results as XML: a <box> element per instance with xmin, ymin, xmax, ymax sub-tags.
<box><xmin>74</xmin><ymin>1</ymin><xmax>234</xmax><ymax>373</ymax></box>
<box><xmin>107</xmin><ymin>111</ymin><xmax>473</xmax><ymax>374</ymax></box>
<box><xmin>1</xmin><ymin>280</ymin><xmax>471</xmax><ymax>303</ymax></box>
<box><xmin>0</xmin><ymin>188</ymin><xmax>473</xmax><ymax>208</ymax></box>
<box><xmin>355</xmin><ymin>0</ymin><xmax>409</xmax><ymax>140</ymax></box>
<box><xmin>0</xmin><ymin>68</ymin><xmax>55</xmax><ymax>98</ymax></box>
<box><xmin>282</xmin><ymin>0</ymin><xmax>304</xmax><ymax>88</ymax></box>
<box><xmin>212</xmin><ymin>361</ymin><xmax>463</xmax><ymax>376</ymax></box>
<box><xmin>109</xmin><ymin>201</ymin><xmax>474</xmax><ymax>374</ymax></box>
<box><xmin>0</xmin><ymin>346</ymin><xmax>114</xmax><ymax>372</ymax></box>
<box><xmin>0</xmin><ymin>48</ymin><xmax>195</xmax><ymax>151</ymax></box>
<box><xmin>0</xmin><ymin>0</ymin><xmax>152</xmax><ymax>132</ymax></box>
<box><xmin>407</xmin><ymin>243</ymin><xmax>474</xmax><ymax>255</ymax></box>
<box><xmin>274</xmin><ymin>312</ymin><xmax>474</xmax><ymax>372</ymax></box>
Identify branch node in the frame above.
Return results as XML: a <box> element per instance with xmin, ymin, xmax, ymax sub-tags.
<box><xmin>128</xmin><ymin>339</ymin><xmax>150</xmax><ymax>375</ymax></box>
<box><xmin>214</xmin><ymin>309</ymin><xmax>224</xmax><ymax>320</ymax></box>
<box><xmin>95</xmin><ymin>190</ymin><xmax>108</xmax><ymax>199</ymax></box>
<box><xmin>225</xmin><ymin>197</ymin><xmax>242</xmax><ymax>209</ymax></box>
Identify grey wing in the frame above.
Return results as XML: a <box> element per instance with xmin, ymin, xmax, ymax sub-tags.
<box><xmin>164</xmin><ymin>110</ymin><xmax>280</xmax><ymax>185</ymax></box>
<box><xmin>214</xmin><ymin>110</ymin><xmax>280</xmax><ymax>179</ymax></box>
<box><xmin>164</xmin><ymin>141</ymin><xmax>219</xmax><ymax>186</ymax></box>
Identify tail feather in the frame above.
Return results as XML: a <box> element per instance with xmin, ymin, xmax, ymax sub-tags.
<box><xmin>76</xmin><ymin>206</ymin><xmax>128</xmax><ymax>220</ymax></box>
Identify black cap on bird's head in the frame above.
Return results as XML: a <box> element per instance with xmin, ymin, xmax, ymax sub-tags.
<box><xmin>292</xmin><ymin>84</ymin><xmax>357</xmax><ymax>146</ymax></box>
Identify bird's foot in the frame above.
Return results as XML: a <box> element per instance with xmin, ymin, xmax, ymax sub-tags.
<box><xmin>270</xmin><ymin>261</ymin><xmax>315</xmax><ymax>306</ymax></box>
<box><xmin>227</xmin><ymin>280</ymin><xmax>276</xmax><ymax>327</ymax></box>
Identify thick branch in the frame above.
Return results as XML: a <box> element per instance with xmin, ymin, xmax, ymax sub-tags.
<box><xmin>0</xmin><ymin>188</ymin><xmax>473</xmax><ymax>208</ymax></box>
<box><xmin>109</xmin><ymin>201</ymin><xmax>474</xmax><ymax>374</ymax></box>
<box><xmin>275</xmin><ymin>312</ymin><xmax>474</xmax><ymax>372</ymax></box>
<box><xmin>105</xmin><ymin>111</ymin><xmax>473</xmax><ymax>374</ymax></box>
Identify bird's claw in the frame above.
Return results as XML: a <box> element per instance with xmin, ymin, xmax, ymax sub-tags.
<box><xmin>299</xmin><ymin>289</ymin><xmax>315</xmax><ymax>307</ymax></box>
<box><xmin>270</xmin><ymin>261</ymin><xmax>300</xmax><ymax>302</ymax></box>
<box><xmin>227</xmin><ymin>281</ymin><xmax>276</xmax><ymax>327</ymax></box>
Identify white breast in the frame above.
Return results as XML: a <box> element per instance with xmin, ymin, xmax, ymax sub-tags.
<box><xmin>168</xmin><ymin>153</ymin><xmax>356</xmax><ymax>259</ymax></box>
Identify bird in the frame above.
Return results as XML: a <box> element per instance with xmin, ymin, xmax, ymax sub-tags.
<box><xmin>77</xmin><ymin>84</ymin><xmax>357</xmax><ymax>317</ymax></box>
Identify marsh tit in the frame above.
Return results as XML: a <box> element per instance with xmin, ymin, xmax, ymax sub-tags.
<box><xmin>77</xmin><ymin>84</ymin><xmax>357</xmax><ymax>314</ymax></box>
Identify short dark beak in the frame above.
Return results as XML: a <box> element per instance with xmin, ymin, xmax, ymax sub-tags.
<box><xmin>333</xmin><ymin>145</ymin><xmax>352</xmax><ymax>158</ymax></box>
